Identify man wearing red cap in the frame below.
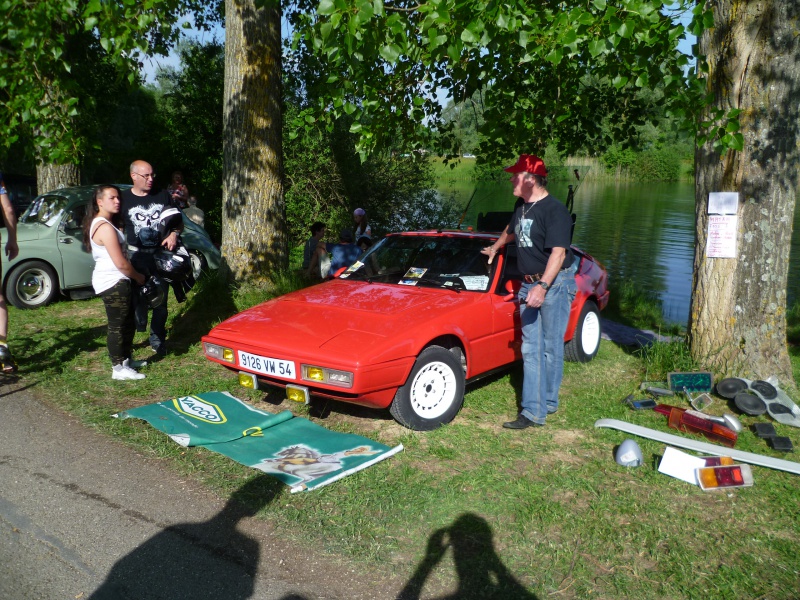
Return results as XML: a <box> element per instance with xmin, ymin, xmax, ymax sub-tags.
<box><xmin>482</xmin><ymin>154</ymin><xmax>576</xmax><ymax>429</ymax></box>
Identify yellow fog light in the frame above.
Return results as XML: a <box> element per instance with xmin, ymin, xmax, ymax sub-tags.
<box><xmin>304</xmin><ymin>366</ymin><xmax>325</xmax><ymax>382</ymax></box>
<box><xmin>286</xmin><ymin>384</ymin><xmax>310</xmax><ymax>404</ymax></box>
<box><xmin>223</xmin><ymin>348</ymin><xmax>235</xmax><ymax>362</ymax></box>
<box><xmin>238</xmin><ymin>372</ymin><xmax>258</xmax><ymax>389</ymax></box>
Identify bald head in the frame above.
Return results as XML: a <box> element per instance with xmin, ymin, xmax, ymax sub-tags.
<box><xmin>129</xmin><ymin>160</ymin><xmax>155</xmax><ymax>194</ymax></box>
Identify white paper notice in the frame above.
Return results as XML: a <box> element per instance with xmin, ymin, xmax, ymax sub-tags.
<box><xmin>707</xmin><ymin>214</ymin><xmax>738</xmax><ymax>258</ymax></box>
<box><xmin>708</xmin><ymin>192</ymin><xmax>739</xmax><ymax>215</ymax></box>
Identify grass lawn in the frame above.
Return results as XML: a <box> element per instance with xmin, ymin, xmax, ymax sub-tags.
<box><xmin>8</xmin><ymin>273</ymin><xmax>800</xmax><ymax>599</ymax></box>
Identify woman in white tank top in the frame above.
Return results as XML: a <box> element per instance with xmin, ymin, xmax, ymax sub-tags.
<box><xmin>82</xmin><ymin>185</ymin><xmax>147</xmax><ymax>381</ymax></box>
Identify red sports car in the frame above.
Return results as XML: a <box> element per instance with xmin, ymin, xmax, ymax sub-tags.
<box><xmin>202</xmin><ymin>231</ymin><xmax>609</xmax><ymax>430</ymax></box>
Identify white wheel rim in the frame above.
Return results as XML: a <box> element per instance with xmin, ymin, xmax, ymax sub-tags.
<box><xmin>190</xmin><ymin>253</ymin><xmax>203</xmax><ymax>279</ymax></box>
<box><xmin>409</xmin><ymin>361</ymin><xmax>457</xmax><ymax>419</ymax></box>
<box><xmin>581</xmin><ymin>310</ymin><xmax>601</xmax><ymax>355</ymax></box>
<box><xmin>18</xmin><ymin>269</ymin><xmax>53</xmax><ymax>306</ymax></box>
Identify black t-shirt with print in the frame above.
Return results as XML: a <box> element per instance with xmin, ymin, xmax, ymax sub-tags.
<box><xmin>121</xmin><ymin>188</ymin><xmax>176</xmax><ymax>249</ymax></box>
<box><xmin>507</xmin><ymin>194</ymin><xmax>573</xmax><ymax>276</ymax></box>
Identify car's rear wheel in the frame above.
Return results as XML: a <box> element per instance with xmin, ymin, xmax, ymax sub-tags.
<box><xmin>565</xmin><ymin>300</ymin><xmax>601</xmax><ymax>363</ymax></box>
<box><xmin>389</xmin><ymin>346</ymin><xmax>465</xmax><ymax>431</ymax></box>
<box><xmin>6</xmin><ymin>261</ymin><xmax>59</xmax><ymax>309</ymax></box>
<box><xmin>189</xmin><ymin>250</ymin><xmax>208</xmax><ymax>279</ymax></box>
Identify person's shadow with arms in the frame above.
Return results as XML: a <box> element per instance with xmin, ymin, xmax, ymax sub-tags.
<box><xmin>397</xmin><ymin>513</ymin><xmax>538</xmax><ymax>600</ymax></box>
<box><xmin>90</xmin><ymin>476</ymin><xmax>280</xmax><ymax>600</ymax></box>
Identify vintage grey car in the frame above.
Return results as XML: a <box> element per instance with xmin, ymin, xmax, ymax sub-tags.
<box><xmin>1</xmin><ymin>185</ymin><xmax>221</xmax><ymax>309</ymax></box>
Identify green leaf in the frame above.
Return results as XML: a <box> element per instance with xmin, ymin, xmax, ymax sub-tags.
<box><xmin>612</xmin><ymin>75</ymin><xmax>628</xmax><ymax>89</ymax></box>
<box><xmin>100</xmin><ymin>38</ymin><xmax>110</xmax><ymax>52</ymax></box>
<box><xmin>617</xmin><ymin>22</ymin><xmax>631</xmax><ymax>39</ymax></box>
<box><xmin>379</xmin><ymin>43</ymin><xmax>401</xmax><ymax>63</ymax></box>
<box><xmin>593</xmin><ymin>0</ymin><xmax>606</xmax><ymax>10</ymax></box>
<box><xmin>725</xmin><ymin>120</ymin><xmax>740</xmax><ymax>133</ymax></box>
<box><xmin>461</xmin><ymin>27</ymin><xmax>479</xmax><ymax>44</ymax></box>
<box><xmin>318</xmin><ymin>0</ymin><xmax>336</xmax><ymax>16</ymax></box>
<box><xmin>497</xmin><ymin>13</ymin><xmax>509</xmax><ymax>29</ymax></box>
<box><xmin>730</xmin><ymin>133</ymin><xmax>744</xmax><ymax>151</ymax></box>
<box><xmin>350</xmin><ymin>122</ymin><xmax>363</xmax><ymax>133</ymax></box>
<box><xmin>588</xmin><ymin>39</ymin><xmax>606</xmax><ymax>57</ymax></box>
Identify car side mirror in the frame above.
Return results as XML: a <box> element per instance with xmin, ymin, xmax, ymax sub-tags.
<box><xmin>503</xmin><ymin>279</ymin><xmax>520</xmax><ymax>301</ymax></box>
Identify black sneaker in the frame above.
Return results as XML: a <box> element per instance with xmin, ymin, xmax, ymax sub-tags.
<box><xmin>503</xmin><ymin>415</ymin><xmax>543</xmax><ymax>429</ymax></box>
<box><xmin>152</xmin><ymin>344</ymin><xmax>167</xmax><ymax>357</ymax></box>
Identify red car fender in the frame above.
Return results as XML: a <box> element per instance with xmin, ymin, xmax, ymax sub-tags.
<box><xmin>564</xmin><ymin>290</ymin><xmax>592</xmax><ymax>342</ymax></box>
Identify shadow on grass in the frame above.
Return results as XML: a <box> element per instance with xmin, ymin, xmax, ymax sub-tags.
<box><xmin>166</xmin><ymin>273</ymin><xmax>239</xmax><ymax>356</ymax></box>
<box><xmin>89</xmin><ymin>475</ymin><xmax>283</xmax><ymax>599</ymax></box>
<box><xmin>397</xmin><ymin>513</ymin><xmax>538</xmax><ymax>600</ymax></box>
<box><xmin>15</xmin><ymin>323</ymin><xmax>106</xmax><ymax>375</ymax></box>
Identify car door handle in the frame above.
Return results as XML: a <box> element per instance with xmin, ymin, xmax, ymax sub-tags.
<box><xmin>59</xmin><ymin>237</ymin><xmax>74</xmax><ymax>244</ymax></box>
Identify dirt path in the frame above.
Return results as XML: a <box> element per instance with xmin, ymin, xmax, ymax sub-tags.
<box><xmin>0</xmin><ymin>381</ymin><xmax>403</xmax><ymax>600</ymax></box>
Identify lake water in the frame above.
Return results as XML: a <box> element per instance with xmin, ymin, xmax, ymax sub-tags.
<box><xmin>449</xmin><ymin>179</ymin><xmax>800</xmax><ymax>326</ymax></box>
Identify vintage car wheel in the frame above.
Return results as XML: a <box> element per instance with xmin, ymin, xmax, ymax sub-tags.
<box><xmin>389</xmin><ymin>346</ymin><xmax>465</xmax><ymax>431</ymax></box>
<box><xmin>565</xmin><ymin>300</ymin><xmax>602</xmax><ymax>363</ymax></box>
<box><xmin>189</xmin><ymin>250</ymin><xmax>208</xmax><ymax>279</ymax></box>
<box><xmin>6</xmin><ymin>261</ymin><xmax>59</xmax><ymax>309</ymax></box>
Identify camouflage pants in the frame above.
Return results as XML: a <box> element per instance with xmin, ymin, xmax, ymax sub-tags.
<box><xmin>100</xmin><ymin>279</ymin><xmax>135</xmax><ymax>367</ymax></box>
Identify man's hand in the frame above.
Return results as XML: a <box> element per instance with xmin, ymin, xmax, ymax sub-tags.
<box><xmin>161</xmin><ymin>231</ymin><xmax>178</xmax><ymax>252</ymax></box>
<box><xmin>5</xmin><ymin>240</ymin><xmax>18</xmax><ymax>261</ymax></box>
<box><xmin>480</xmin><ymin>246</ymin><xmax>498</xmax><ymax>264</ymax></box>
<box><xmin>525</xmin><ymin>284</ymin><xmax>546</xmax><ymax>308</ymax></box>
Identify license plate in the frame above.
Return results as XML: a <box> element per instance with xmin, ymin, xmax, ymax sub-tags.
<box><xmin>238</xmin><ymin>351</ymin><xmax>296</xmax><ymax>380</ymax></box>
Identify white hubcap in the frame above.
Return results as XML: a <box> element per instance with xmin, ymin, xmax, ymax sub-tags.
<box><xmin>409</xmin><ymin>361</ymin><xmax>457</xmax><ymax>419</ymax></box>
<box><xmin>581</xmin><ymin>311</ymin><xmax>601</xmax><ymax>355</ymax></box>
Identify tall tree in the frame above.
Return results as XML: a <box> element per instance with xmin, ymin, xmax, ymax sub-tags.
<box><xmin>222</xmin><ymin>0</ymin><xmax>285</xmax><ymax>280</ymax></box>
<box><xmin>689</xmin><ymin>1</ymin><xmax>798</xmax><ymax>381</ymax></box>
<box><xmin>286</xmin><ymin>0</ymin><xmax>798</xmax><ymax>383</ymax></box>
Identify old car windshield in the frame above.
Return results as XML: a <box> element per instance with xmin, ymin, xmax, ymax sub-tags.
<box><xmin>342</xmin><ymin>234</ymin><xmax>495</xmax><ymax>292</ymax></box>
<box><xmin>20</xmin><ymin>195</ymin><xmax>70</xmax><ymax>226</ymax></box>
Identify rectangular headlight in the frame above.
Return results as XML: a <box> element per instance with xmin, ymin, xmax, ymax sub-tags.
<box><xmin>301</xmin><ymin>364</ymin><xmax>353</xmax><ymax>388</ymax></box>
<box><xmin>204</xmin><ymin>342</ymin><xmax>235</xmax><ymax>363</ymax></box>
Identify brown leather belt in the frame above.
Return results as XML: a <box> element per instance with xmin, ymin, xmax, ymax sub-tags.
<box><xmin>523</xmin><ymin>267</ymin><xmax>572</xmax><ymax>283</ymax></box>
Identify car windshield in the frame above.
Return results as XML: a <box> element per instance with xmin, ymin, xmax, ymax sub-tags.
<box><xmin>19</xmin><ymin>195</ymin><xmax>70</xmax><ymax>226</ymax></box>
<box><xmin>341</xmin><ymin>234</ymin><xmax>495</xmax><ymax>292</ymax></box>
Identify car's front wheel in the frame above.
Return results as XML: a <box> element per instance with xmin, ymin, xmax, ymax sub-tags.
<box><xmin>6</xmin><ymin>261</ymin><xmax>59</xmax><ymax>309</ymax></box>
<box><xmin>389</xmin><ymin>346</ymin><xmax>465</xmax><ymax>431</ymax></box>
<box><xmin>565</xmin><ymin>300</ymin><xmax>602</xmax><ymax>363</ymax></box>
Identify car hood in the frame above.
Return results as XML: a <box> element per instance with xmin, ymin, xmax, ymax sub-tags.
<box><xmin>207</xmin><ymin>279</ymin><xmax>481</xmax><ymax>363</ymax></box>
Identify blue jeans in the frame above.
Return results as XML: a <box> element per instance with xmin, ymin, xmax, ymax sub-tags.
<box><xmin>518</xmin><ymin>271</ymin><xmax>576</xmax><ymax>424</ymax></box>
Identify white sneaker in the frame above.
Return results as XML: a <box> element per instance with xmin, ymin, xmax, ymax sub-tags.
<box><xmin>123</xmin><ymin>358</ymin><xmax>148</xmax><ymax>369</ymax></box>
<box><xmin>112</xmin><ymin>365</ymin><xmax>146</xmax><ymax>380</ymax></box>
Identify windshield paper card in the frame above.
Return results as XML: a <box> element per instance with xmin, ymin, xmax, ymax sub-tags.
<box><xmin>114</xmin><ymin>391</ymin><xmax>403</xmax><ymax>493</ymax></box>
<box><xmin>398</xmin><ymin>279</ymin><xmax>419</xmax><ymax>286</ymax></box>
<box><xmin>460</xmin><ymin>276</ymin><xmax>489</xmax><ymax>291</ymax></box>
<box><xmin>403</xmin><ymin>267</ymin><xmax>427</xmax><ymax>279</ymax></box>
<box><xmin>341</xmin><ymin>261</ymin><xmax>363</xmax><ymax>278</ymax></box>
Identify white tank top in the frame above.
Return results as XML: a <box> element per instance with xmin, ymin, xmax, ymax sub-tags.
<box><xmin>90</xmin><ymin>217</ymin><xmax>129</xmax><ymax>294</ymax></box>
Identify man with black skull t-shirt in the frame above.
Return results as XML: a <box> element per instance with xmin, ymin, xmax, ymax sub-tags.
<box><xmin>121</xmin><ymin>160</ymin><xmax>181</xmax><ymax>356</ymax></box>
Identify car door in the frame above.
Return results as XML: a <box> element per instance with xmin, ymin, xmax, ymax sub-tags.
<box><xmin>491</xmin><ymin>245</ymin><xmax>522</xmax><ymax>364</ymax></box>
<box><xmin>57</xmin><ymin>201</ymin><xmax>94</xmax><ymax>288</ymax></box>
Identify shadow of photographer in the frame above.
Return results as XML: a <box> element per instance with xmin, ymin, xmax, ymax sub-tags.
<box><xmin>89</xmin><ymin>476</ymin><xmax>281</xmax><ymax>600</ymax></box>
<box><xmin>398</xmin><ymin>513</ymin><xmax>538</xmax><ymax>600</ymax></box>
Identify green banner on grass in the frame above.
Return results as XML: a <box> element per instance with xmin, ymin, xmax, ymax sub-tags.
<box><xmin>114</xmin><ymin>391</ymin><xmax>402</xmax><ymax>493</ymax></box>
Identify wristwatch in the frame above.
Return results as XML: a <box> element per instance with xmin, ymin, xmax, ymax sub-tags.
<box><xmin>535</xmin><ymin>280</ymin><xmax>550</xmax><ymax>291</ymax></box>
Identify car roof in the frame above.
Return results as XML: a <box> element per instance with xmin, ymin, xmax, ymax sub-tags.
<box><xmin>37</xmin><ymin>184</ymin><xmax>132</xmax><ymax>202</ymax></box>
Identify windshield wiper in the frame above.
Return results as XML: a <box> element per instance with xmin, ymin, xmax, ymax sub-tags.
<box><xmin>415</xmin><ymin>275</ymin><xmax>464</xmax><ymax>292</ymax></box>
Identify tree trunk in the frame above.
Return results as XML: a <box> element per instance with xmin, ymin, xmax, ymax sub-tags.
<box><xmin>36</xmin><ymin>163</ymin><xmax>79</xmax><ymax>194</ymax></box>
<box><xmin>689</xmin><ymin>0</ymin><xmax>799</xmax><ymax>384</ymax></box>
<box><xmin>221</xmin><ymin>0</ymin><xmax>285</xmax><ymax>282</ymax></box>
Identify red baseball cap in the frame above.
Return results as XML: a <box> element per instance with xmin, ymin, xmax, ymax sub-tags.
<box><xmin>504</xmin><ymin>154</ymin><xmax>548</xmax><ymax>176</ymax></box>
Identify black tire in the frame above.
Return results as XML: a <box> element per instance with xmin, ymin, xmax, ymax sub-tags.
<box><xmin>6</xmin><ymin>261</ymin><xmax>59</xmax><ymax>309</ymax></box>
<box><xmin>389</xmin><ymin>346</ymin><xmax>465</xmax><ymax>431</ymax></box>
<box><xmin>564</xmin><ymin>300</ymin><xmax>602</xmax><ymax>363</ymax></box>
<box><xmin>189</xmin><ymin>250</ymin><xmax>208</xmax><ymax>279</ymax></box>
